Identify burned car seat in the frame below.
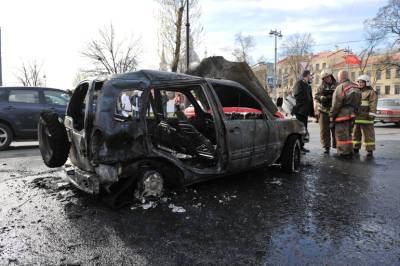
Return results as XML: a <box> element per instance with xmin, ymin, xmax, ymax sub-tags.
<box><xmin>154</xmin><ymin>119</ymin><xmax>216</xmax><ymax>161</ymax></box>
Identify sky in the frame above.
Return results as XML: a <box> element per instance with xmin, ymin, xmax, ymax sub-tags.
<box><xmin>0</xmin><ymin>0</ymin><xmax>386</xmax><ymax>89</ymax></box>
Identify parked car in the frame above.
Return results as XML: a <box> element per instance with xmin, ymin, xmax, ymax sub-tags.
<box><xmin>37</xmin><ymin>69</ymin><xmax>307</xmax><ymax>207</ymax></box>
<box><xmin>0</xmin><ymin>86</ymin><xmax>69</xmax><ymax>150</ymax></box>
<box><xmin>375</xmin><ymin>97</ymin><xmax>400</xmax><ymax>126</ymax></box>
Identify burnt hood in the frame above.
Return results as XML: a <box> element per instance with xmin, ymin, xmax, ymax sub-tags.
<box><xmin>187</xmin><ymin>56</ymin><xmax>278</xmax><ymax>114</ymax></box>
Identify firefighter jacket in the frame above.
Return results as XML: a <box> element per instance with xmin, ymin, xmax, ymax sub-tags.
<box><xmin>355</xmin><ymin>86</ymin><xmax>378</xmax><ymax>124</ymax></box>
<box><xmin>314</xmin><ymin>81</ymin><xmax>336</xmax><ymax>114</ymax></box>
<box><xmin>330</xmin><ymin>79</ymin><xmax>361</xmax><ymax>122</ymax></box>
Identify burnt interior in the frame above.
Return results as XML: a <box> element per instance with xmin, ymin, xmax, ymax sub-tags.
<box><xmin>145</xmin><ymin>85</ymin><xmax>218</xmax><ymax>167</ymax></box>
<box><xmin>66</xmin><ymin>83</ymin><xmax>89</xmax><ymax>131</ymax></box>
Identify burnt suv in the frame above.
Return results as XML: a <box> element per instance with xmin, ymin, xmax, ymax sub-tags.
<box><xmin>38</xmin><ymin>60</ymin><xmax>307</xmax><ymax>205</ymax></box>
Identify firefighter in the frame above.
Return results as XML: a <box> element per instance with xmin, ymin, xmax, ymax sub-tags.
<box><xmin>353</xmin><ymin>75</ymin><xmax>378</xmax><ymax>156</ymax></box>
<box><xmin>330</xmin><ymin>70</ymin><xmax>361</xmax><ymax>157</ymax></box>
<box><xmin>315</xmin><ymin>69</ymin><xmax>337</xmax><ymax>154</ymax></box>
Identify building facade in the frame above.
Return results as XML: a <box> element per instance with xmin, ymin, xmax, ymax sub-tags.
<box><xmin>253</xmin><ymin>50</ymin><xmax>400</xmax><ymax>99</ymax></box>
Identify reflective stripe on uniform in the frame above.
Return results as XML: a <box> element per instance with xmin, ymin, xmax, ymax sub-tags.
<box><xmin>335</xmin><ymin>115</ymin><xmax>355</xmax><ymax>122</ymax></box>
<box><xmin>355</xmin><ymin>119</ymin><xmax>374</xmax><ymax>124</ymax></box>
<box><xmin>353</xmin><ymin>141</ymin><xmax>362</xmax><ymax>144</ymax></box>
<box><xmin>364</xmin><ymin>142</ymin><xmax>375</xmax><ymax>146</ymax></box>
<box><xmin>361</xmin><ymin>100</ymin><xmax>369</xmax><ymax>106</ymax></box>
<box><xmin>336</xmin><ymin>140</ymin><xmax>353</xmax><ymax>145</ymax></box>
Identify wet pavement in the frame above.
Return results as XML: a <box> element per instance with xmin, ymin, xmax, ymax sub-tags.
<box><xmin>0</xmin><ymin>123</ymin><xmax>399</xmax><ymax>265</ymax></box>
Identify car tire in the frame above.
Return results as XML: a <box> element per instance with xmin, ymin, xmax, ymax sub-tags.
<box><xmin>281</xmin><ymin>135</ymin><xmax>301</xmax><ymax>173</ymax></box>
<box><xmin>0</xmin><ymin>123</ymin><xmax>13</xmax><ymax>151</ymax></box>
<box><xmin>38</xmin><ymin>110</ymin><xmax>70</xmax><ymax>168</ymax></box>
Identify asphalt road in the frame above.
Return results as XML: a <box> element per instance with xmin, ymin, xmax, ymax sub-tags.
<box><xmin>0</xmin><ymin>123</ymin><xmax>399</xmax><ymax>265</ymax></box>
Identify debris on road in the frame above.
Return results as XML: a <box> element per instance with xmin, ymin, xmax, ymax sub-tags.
<box><xmin>168</xmin><ymin>204</ymin><xmax>186</xmax><ymax>213</ymax></box>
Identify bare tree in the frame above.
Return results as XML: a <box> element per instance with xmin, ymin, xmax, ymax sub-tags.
<box><xmin>82</xmin><ymin>24</ymin><xmax>142</xmax><ymax>76</ymax></box>
<box><xmin>156</xmin><ymin>0</ymin><xmax>202</xmax><ymax>72</ymax></box>
<box><xmin>280</xmin><ymin>33</ymin><xmax>315</xmax><ymax>78</ymax></box>
<box><xmin>367</xmin><ymin>0</ymin><xmax>400</xmax><ymax>47</ymax></box>
<box><xmin>357</xmin><ymin>30</ymin><xmax>383</xmax><ymax>74</ymax></box>
<box><xmin>15</xmin><ymin>61</ymin><xmax>45</xmax><ymax>86</ymax></box>
<box><xmin>232</xmin><ymin>32</ymin><xmax>256</xmax><ymax>64</ymax></box>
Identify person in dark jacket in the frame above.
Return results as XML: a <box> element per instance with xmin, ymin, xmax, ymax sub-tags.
<box><xmin>293</xmin><ymin>70</ymin><xmax>315</xmax><ymax>152</ymax></box>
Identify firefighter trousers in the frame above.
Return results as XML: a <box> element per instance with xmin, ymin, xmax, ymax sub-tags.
<box><xmin>335</xmin><ymin>120</ymin><xmax>353</xmax><ymax>155</ymax></box>
<box><xmin>319</xmin><ymin>112</ymin><xmax>336</xmax><ymax>149</ymax></box>
<box><xmin>352</xmin><ymin>123</ymin><xmax>375</xmax><ymax>151</ymax></box>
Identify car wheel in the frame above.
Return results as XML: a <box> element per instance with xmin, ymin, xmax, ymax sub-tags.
<box><xmin>38</xmin><ymin>110</ymin><xmax>70</xmax><ymax>167</ymax></box>
<box><xmin>281</xmin><ymin>135</ymin><xmax>301</xmax><ymax>173</ymax></box>
<box><xmin>135</xmin><ymin>169</ymin><xmax>164</xmax><ymax>201</ymax></box>
<box><xmin>0</xmin><ymin>123</ymin><xmax>13</xmax><ymax>151</ymax></box>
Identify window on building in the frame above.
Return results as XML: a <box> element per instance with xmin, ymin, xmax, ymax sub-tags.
<box><xmin>376</xmin><ymin>70</ymin><xmax>381</xmax><ymax>80</ymax></box>
<box><xmin>366</xmin><ymin>70</ymin><xmax>371</xmax><ymax>77</ymax></box>
<box><xmin>375</xmin><ymin>86</ymin><xmax>381</xmax><ymax>96</ymax></box>
<box><xmin>284</xmin><ymin>68</ymin><xmax>288</xmax><ymax>74</ymax></box>
<box><xmin>395</xmin><ymin>85</ymin><xmax>400</xmax><ymax>95</ymax></box>
<box><xmin>322</xmin><ymin>63</ymin><xmax>326</xmax><ymax>69</ymax></box>
<box><xmin>315</xmin><ymin>75</ymin><xmax>320</xmax><ymax>84</ymax></box>
<box><xmin>351</xmin><ymin>72</ymin><xmax>356</xmax><ymax>81</ymax></box>
<box><xmin>396</xmin><ymin>68</ymin><xmax>400</xmax><ymax>78</ymax></box>
<box><xmin>316</xmin><ymin>64</ymin><xmax>320</xmax><ymax>71</ymax></box>
<box><xmin>386</xmin><ymin>68</ymin><xmax>391</xmax><ymax>79</ymax></box>
<box><xmin>385</xmin><ymin>85</ymin><xmax>391</xmax><ymax>95</ymax></box>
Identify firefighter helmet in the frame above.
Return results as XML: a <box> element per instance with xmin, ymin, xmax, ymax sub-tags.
<box><xmin>321</xmin><ymin>69</ymin><xmax>333</xmax><ymax>79</ymax></box>
<box><xmin>357</xmin><ymin>74</ymin><xmax>371</xmax><ymax>86</ymax></box>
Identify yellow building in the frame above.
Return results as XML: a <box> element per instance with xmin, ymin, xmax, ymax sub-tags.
<box><xmin>260</xmin><ymin>50</ymin><xmax>400</xmax><ymax>98</ymax></box>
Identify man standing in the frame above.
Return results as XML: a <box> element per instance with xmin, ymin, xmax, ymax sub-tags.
<box><xmin>293</xmin><ymin>70</ymin><xmax>314</xmax><ymax>152</ymax></box>
<box><xmin>330</xmin><ymin>71</ymin><xmax>361</xmax><ymax>157</ymax></box>
<box><xmin>315</xmin><ymin>69</ymin><xmax>337</xmax><ymax>154</ymax></box>
<box><xmin>353</xmin><ymin>75</ymin><xmax>378</xmax><ymax>157</ymax></box>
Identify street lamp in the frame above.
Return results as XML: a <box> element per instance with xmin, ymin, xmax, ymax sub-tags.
<box><xmin>186</xmin><ymin>0</ymin><xmax>190</xmax><ymax>71</ymax></box>
<box><xmin>269</xmin><ymin>29</ymin><xmax>282</xmax><ymax>101</ymax></box>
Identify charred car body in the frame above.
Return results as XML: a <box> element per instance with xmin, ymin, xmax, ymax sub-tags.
<box><xmin>38</xmin><ymin>58</ymin><xmax>307</xmax><ymax>203</ymax></box>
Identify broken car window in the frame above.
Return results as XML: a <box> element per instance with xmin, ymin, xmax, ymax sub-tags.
<box><xmin>211</xmin><ymin>84</ymin><xmax>264</xmax><ymax>120</ymax></box>
<box><xmin>115</xmin><ymin>89</ymin><xmax>142</xmax><ymax>119</ymax></box>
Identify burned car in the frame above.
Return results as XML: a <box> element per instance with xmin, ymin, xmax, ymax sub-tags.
<box><xmin>38</xmin><ymin>59</ymin><xmax>307</xmax><ymax>205</ymax></box>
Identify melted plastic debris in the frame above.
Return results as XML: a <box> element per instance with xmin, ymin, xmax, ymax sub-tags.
<box><xmin>270</xmin><ymin>178</ymin><xmax>283</xmax><ymax>186</ymax></box>
<box><xmin>131</xmin><ymin>201</ymin><xmax>158</xmax><ymax>210</ymax></box>
<box><xmin>168</xmin><ymin>204</ymin><xmax>186</xmax><ymax>213</ymax></box>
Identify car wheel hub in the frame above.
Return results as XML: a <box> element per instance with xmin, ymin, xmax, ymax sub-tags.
<box><xmin>0</xmin><ymin>128</ymin><xmax>8</xmax><ymax>145</ymax></box>
<box><xmin>137</xmin><ymin>170</ymin><xmax>164</xmax><ymax>199</ymax></box>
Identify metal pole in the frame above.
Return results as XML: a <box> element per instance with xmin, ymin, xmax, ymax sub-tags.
<box><xmin>0</xmin><ymin>27</ymin><xmax>3</xmax><ymax>86</ymax></box>
<box><xmin>274</xmin><ymin>33</ymin><xmax>277</xmax><ymax>101</ymax></box>
<box><xmin>186</xmin><ymin>0</ymin><xmax>190</xmax><ymax>71</ymax></box>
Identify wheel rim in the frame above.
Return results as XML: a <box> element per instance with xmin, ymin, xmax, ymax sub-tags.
<box><xmin>0</xmin><ymin>128</ymin><xmax>8</xmax><ymax>146</ymax></box>
<box><xmin>135</xmin><ymin>170</ymin><xmax>164</xmax><ymax>200</ymax></box>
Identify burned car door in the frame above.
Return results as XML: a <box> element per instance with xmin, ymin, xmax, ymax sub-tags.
<box><xmin>144</xmin><ymin>84</ymin><xmax>221</xmax><ymax>171</ymax></box>
<box><xmin>209</xmin><ymin>81</ymin><xmax>270</xmax><ymax>170</ymax></box>
<box><xmin>64</xmin><ymin>81</ymin><xmax>95</xmax><ymax>172</ymax></box>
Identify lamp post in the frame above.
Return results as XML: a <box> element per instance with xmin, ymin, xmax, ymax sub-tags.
<box><xmin>186</xmin><ymin>0</ymin><xmax>190</xmax><ymax>71</ymax></box>
<box><xmin>269</xmin><ymin>29</ymin><xmax>282</xmax><ymax>101</ymax></box>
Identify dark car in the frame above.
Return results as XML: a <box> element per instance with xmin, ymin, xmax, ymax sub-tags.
<box><xmin>0</xmin><ymin>86</ymin><xmax>70</xmax><ymax>150</ymax></box>
<box><xmin>375</xmin><ymin>97</ymin><xmax>400</xmax><ymax>126</ymax></box>
<box><xmin>37</xmin><ymin>69</ymin><xmax>307</xmax><ymax>207</ymax></box>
